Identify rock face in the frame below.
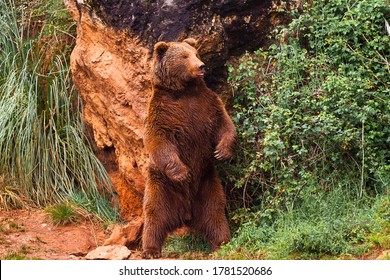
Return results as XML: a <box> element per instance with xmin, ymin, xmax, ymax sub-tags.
<box><xmin>104</xmin><ymin>217</ymin><xmax>143</xmax><ymax>249</ymax></box>
<box><xmin>86</xmin><ymin>0</ymin><xmax>283</xmax><ymax>88</ymax></box>
<box><xmin>64</xmin><ymin>0</ymin><xmax>290</xmax><ymax>219</ymax></box>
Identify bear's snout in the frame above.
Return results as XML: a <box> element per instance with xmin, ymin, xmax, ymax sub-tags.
<box><xmin>198</xmin><ymin>64</ymin><xmax>206</xmax><ymax>71</ymax></box>
<box><xmin>197</xmin><ymin>64</ymin><xmax>206</xmax><ymax>76</ymax></box>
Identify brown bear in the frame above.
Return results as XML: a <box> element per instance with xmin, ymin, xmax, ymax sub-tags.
<box><xmin>142</xmin><ymin>38</ymin><xmax>237</xmax><ymax>259</ymax></box>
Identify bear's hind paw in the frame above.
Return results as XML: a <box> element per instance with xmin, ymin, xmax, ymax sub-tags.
<box><xmin>142</xmin><ymin>249</ymin><xmax>162</xmax><ymax>259</ymax></box>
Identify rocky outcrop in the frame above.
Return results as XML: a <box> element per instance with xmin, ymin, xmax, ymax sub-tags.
<box><xmin>104</xmin><ymin>217</ymin><xmax>143</xmax><ymax>249</ymax></box>
<box><xmin>65</xmin><ymin>0</ymin><xmax>150</xmax><ymax>220</ymax></box>
<box><xmin>85</xmin><ymin>0</ymin><xmax>286</xmax><ymax>88</ymax></box>
<box><xmin>64</xmin><ymin>0</ymin><xmax>293</xmax><ymax>220</ymax></box>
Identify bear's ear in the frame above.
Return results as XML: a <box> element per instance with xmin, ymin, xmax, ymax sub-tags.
<box><xmin>183</xmin><ymin>38</ymin><xmax>197</xmax><ymax>48</ymax></box>
<box><xmin>154</xmin><ymin>42</ymin><xmax>169</xmax><ymax>57</ymax></box>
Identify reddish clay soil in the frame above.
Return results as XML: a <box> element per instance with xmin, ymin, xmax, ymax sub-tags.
<box><xmin>0</xmin><ymin>209</ymin><xmax>142</xmax><ymax>260</ymax></box>
<box><xmin>0</xmin><ymin>209</ymin><xmax>106</xmax><ymax>259</ymax></box>
<box><xmin>0</xmin><ymin>208</ymin><xmax>184</xmax><ymax>260</ymax></box>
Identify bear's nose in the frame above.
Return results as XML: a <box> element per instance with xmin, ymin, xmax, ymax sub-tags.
<box><xmin>199</xmin><ymin>64</ymin><xmax>206</xmax><ymax>71</ymax></box>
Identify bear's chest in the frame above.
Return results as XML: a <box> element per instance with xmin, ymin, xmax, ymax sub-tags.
<box><xmin>182</xmin><ymin>97</ymin><xmax>216</xmax><ymax>128</ymax></box>
<box><xmin>156</xmin><ymin>94</ymin><xmax>219</xmax><ymax>145</ymax></box>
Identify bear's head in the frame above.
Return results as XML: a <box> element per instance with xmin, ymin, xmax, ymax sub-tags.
<box><xmin>152</xmin><ymin>38</ymin><xmax>206</xmax><ymax>91</ymax></box>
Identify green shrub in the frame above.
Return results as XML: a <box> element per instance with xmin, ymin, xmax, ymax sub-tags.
<box><xmin>219</xmin><ymin>0</ymin><xmax>390</xmax><ymax>260</ymax></box>
<box><xmin>225</xmin><ymin>0</ymin><xmax>390</xmax><ymax>218</ymax></box>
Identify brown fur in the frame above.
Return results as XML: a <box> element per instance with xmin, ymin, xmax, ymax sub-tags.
<box><xmin>142</xmin><ymin>39</ymin><xmax>236</xmax><ymax>259</ymax></box>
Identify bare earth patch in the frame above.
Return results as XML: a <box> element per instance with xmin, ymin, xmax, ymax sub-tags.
<box><xmin>0</xmin><ymin>209</ymin><xmax>108</xmax><ymax>260</ymax></box>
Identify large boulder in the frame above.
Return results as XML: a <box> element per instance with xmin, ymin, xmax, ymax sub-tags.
<box><xmin>64</xmin><ymin>0</ymin><xmax>291</xmax><ymax>219</ymax></box>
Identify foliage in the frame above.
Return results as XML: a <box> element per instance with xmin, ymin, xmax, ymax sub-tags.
<box><xmin>0</xmin><ymin>220</ymin><xmax>25</xmax><ymax>234</ymax></box>
<box><xmin>216</xmin><ymin>189</ymin><xmax>390</xmax><ymax>259</ymax></box>
<box><xmin>217</xmin><ymin>0</ymin><xmax>390</xmax><ymax>259</ymax></box>
<box><xmin>17</xmin><ymin>0</ymin><xmax>76</xmax><ymax>57</ymax></box>
<box><xmin>70</xmin><ymin>191</ymin><xmax>120</xmax><ymax>222</ymax></box>
<box><xmin>163</xmin><ymin>233</ymin><xmax>211</xmax><ymax>259</ymax></box>
<box><xmin>225</xmin><ymin>0</ymin><xmax>390</xmax><ymax>220</ymax></box>
<box><xmin>45</xmin><ymin>203</ymin><xmax>77</xmax><ymax>225</ymax></box>
<box><xmin>2</xmin><ymin>244</ymin><xmax>39</xmax><ymax>259</ymax></box>
<box><xmin>0</xmin><ymin>176</ymin><xmax>27</xmax><ymax>210</ymax></box>
<box><xmin>0</xmin><ymin>0</ymin><xmax>118</xmax><ymax>221</ymax></box>
<box><xmin>3</xmin><ymin>252</ymin><xmax>30</xmax><ymax>260</ymax></box>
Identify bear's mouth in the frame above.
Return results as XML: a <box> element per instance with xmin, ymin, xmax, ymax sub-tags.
<box><xmin>196</xmin><ymin>71</ymin><xmax>205</xmax><ymax>77</ymax></box>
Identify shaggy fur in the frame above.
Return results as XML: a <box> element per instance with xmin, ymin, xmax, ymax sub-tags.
<box><xmin>142</xmin><ymin>38</ymin><xmax>236</xmax><ymax>259</ymax></box>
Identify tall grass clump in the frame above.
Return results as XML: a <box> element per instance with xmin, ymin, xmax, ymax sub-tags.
<box><xmin>0</xmin><ymin>0</ymin><xmax>117</xmax><ymax>221</ymax></box>
<box><xmin>221</xmin><ymin>0</ymin><xmax>390</xmax><ymax>258</ymax></box>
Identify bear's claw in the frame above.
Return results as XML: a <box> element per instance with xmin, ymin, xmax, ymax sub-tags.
<box><xmin>142</xmin><ymin>249</ymin><xmax>162</xmax><ymax>259</ymax></box>
<box><xmin>214</xmin><ymin>148</ymin><xmax>232</xmax><ymax>161</ymax></box>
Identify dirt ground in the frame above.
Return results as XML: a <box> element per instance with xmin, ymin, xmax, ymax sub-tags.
<box><xmin>0</xmin><ymin>209</ymin><xmax>389</xmax><ymax>260</ymax></box>
<box><xmin>0</xmin><ymin>209</ymin><xmax>144</xmax><ymax>260</ymax></box>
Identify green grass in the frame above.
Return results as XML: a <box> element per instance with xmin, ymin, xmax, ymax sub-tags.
<box><xmin>0</xmin><ymin>0</ymin><xmax>119</xmax><ymax>222</ymax></box>
<box><xmin>163</xmin><ymin>233</ymin><xmax>211</xmax><ymax>259</ymax></box>
<box><xmin>19</xmin><ymin>245</ymin><xmax>33</xmax><ymax>255</ymax></box>
<box><xmin>9</xmin><ymin>222</ymin><xmax>25</xmax><ymax>233</ymax></box>
<box><xmin>3</xmin><ymin>253</ymin><xmax>30</xmax><ymax>260</ymax></box>
<box><xmin>215</xmin><ymin>187</ymin><xmax>390</xmax><ymax>260</ymax></box>
<box><xmin>2</xmin><ymin>248</ymin><xmax>40</xmax><ymax>260</ymax></box>
<box><xmin>161</xmin><ymin>188</ymin><xmax>390</xmax><ymax>260</ymax></box>
<box><xmin>45</xmin><ymin>203</ymin><xmax>77</xmax><ymax>225</ymax></box>
<box><xmin>70</xmin><ymin>191</ymin><xmax>120</xmax><ymax>222</ymax></box>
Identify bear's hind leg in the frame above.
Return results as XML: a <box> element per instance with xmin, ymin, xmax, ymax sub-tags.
<box><xmin>142</xmin><ymin>214</ymin><xmax>167</xmax><ymax>259</ymax></box>
<box><xmin>191</xmin><ymin>175</ymin><xmax>231</xmax><ymax>251</ymax></box>
<box><xmin>142</xmin><ymin>180</ymin><xmax>184</xmax><ymax>259</ymax></box>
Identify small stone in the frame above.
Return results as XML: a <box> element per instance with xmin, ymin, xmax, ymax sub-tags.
<box><xmin>104</xmin><ymin>217</ymin><xmax>143</xmax><ymax>249</ymax></box>
<box><xmin>85</xmin><ymin>245</ymin><xmax>131</xmax><ymax>260</ymax></box>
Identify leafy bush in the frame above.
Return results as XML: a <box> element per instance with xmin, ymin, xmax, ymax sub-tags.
<box><xmin>218</xmin><ymin>0</ymin><xmax>390</xmax><ymax>260</ymax></box>
<box><xmin>225</xmin><ymin>0</ymin><xmax>390</xmax><ymax>219</ymax></box>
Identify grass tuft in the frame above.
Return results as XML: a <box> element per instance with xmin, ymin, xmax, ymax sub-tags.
<box><xmin>3</xmin><ymin>252</ymin><xmax>29</xmax><ymax>260</ymax></box>
<box><xmin>163</xmin><ymin>233</ymin><xmax>211</xmax><ymax>259</ymax></box>
<box><xmin>45</xmin><ymin>203</ymin><xmax>77</xmax><ymax>225</ymax></box>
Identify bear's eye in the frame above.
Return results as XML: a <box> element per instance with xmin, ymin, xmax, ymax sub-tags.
<box><xmin>182</xmin><ymin>54</ymin><xmax>188</xmax><ymax>59</ymax></box>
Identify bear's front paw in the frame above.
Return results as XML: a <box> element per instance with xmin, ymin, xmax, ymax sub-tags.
<box><xmin>214</xmin><ymin>143</ymin><xmax>233</xmax><ymax>161</ymax></box>
<box><xmin>165</xmin><ymin>160</ymin><xmax>190</xmax><ymax>182</ymax></box>
<box><xmin>142</xmin><ymin>249</ymin><xmax>162</xmax><ymax>259</ymax></box>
